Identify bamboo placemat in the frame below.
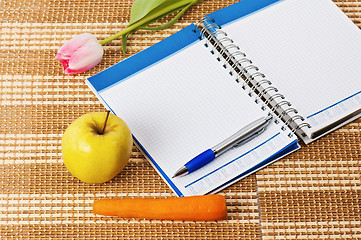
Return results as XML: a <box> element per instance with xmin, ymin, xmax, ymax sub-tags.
<box><xmin>1</xmin><ymin>0</ymin><xmax>360</xmax><ymax>239</ymax></box>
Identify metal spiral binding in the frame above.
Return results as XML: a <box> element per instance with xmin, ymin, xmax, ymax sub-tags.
<box><xmin>226</xmin><ymin>51</ymin><xmax>246</xmax><ymax>66</ymax></box>
<box><xmin>264</xmin><ymin>93</ymin><xmax>284</xmax><ymax>105</ymax></box>
<box><xmin>195</xmin><ymin>17</ymin><xmax>311</xmax><ymax>137</ymax></box>
<box><xmin>292</xmin><ymin>123</ymin><xmax>312</xmax><ymax>133</ymax></box>
<box><xmin>284</xmin><ymin>116</ymin><xmax>305</xmax><ymax>128</ymax></box>
<box><xmin>214</xmin><ymin>29</ymin><xmax>228</xmax><ymax>38</ymax></box>
<box><xmin>280</xmin><ymin>108</ymin><xmax>298</xmax><ymax>117</ymax></box>
<box><xmin>198</xmin><ymin>17</ymin><xmax>219</xmax><ymax>40</ymax></box>
<box><xmin>258</xmin><ymin>86</ymin><xmax>278</xmax><ymax>99</ymax></box>
<box><xmin>250</xmin><ymin>79</ymin><xmax>271</xmax><ymax>100</ymax></box>
<box><xmin>250</xmin><ymin>72</ymin><xmax>266</xmax><ymax>80</ymax></box>
<box><xmin>197</xmin><ymin>16</ymin><xmax>214</xmax><ymax>26</ymax></box>
<box><xmin>219</xmin><ymin>44</ymin><xmax>239</xmax><ymax>58</ymax></box>
<box><xmin>270</xmin><ymin>101</ymin><xmax>291</xmax><ymax>113</ymax></box>
<box><xmin>250</xmin><ymin>79</ymin><xmax>271</xmax><ymax>93</ymax></box>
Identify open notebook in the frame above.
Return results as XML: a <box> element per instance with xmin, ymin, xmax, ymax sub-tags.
<box><xmin>86</xmin><ymin>0</ymin><xmax>361</xmax><ymax>196</ymax></box>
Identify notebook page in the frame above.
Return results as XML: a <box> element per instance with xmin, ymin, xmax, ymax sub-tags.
<box><xmin>222</xmin><ymin>0</ymin><xmax>361</xmax><ymax>138</ymax></box>
<box><xmin>97</xmin><ymin>39</ymin><xmax>297</xmax><ymax>196</ymax></box>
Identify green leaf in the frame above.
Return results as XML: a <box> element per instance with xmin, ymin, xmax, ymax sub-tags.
<box><xmin>139</xmin><ymin>8</ymin><xmax>183</xmax><ymax>30</ymax></box>
<box><xmin>122</xmin><ymin>0</ymin><xmax>198</xmax><ymax>54</ymax></box>
<box><xmin>100</xmin><ymin>0</ymin><xmax>203</xmax><ymax>55</ymax></box>
<box><xmin>140</xmin><ymin>2</ymin><xmax>195</xmax><ymax>31</ymax></box>
<box><xmin>129</xmin><ymin>0</ymin><xmax>185</xmax><ymax>26</ymax></box>
<box><xmin>121</xmin><ymin>33</ymin><xmax>131</xmax><ymax>56</ymax></box>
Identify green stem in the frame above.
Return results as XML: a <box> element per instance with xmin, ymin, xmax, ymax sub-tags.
<box><xmin>99</xmin><ymin>29</ymin><xmax>128</xmax><ymax>46</ymax></box>
<box><xmin>99</xmin><ymin>0</ymin><xmax>200</xmax><ymax>46</ymax></box>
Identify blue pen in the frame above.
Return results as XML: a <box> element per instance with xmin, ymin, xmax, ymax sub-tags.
<box><xmin>172</xmin><ymin>115</ymin><xmax>273</xmax><ymax>178</ymax></box>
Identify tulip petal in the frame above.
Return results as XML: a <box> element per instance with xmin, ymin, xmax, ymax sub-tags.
<box><xmin>56</xmin><ymin>33</ymin><xmax>103</xmax><ymax>74</ymax></box>
<box><xmin>66</xmin><ymin>42</ymin><xmax>103</xmax><ymax>74</ymax></box>
<box><xmin>57</xmin><ymin>33</ymin><xmax>96</xmax><ymax>58</ymax></box>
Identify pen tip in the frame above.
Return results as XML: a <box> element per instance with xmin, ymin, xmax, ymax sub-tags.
<box><xmin>172</xmin><ymin>172</ymin><xmax>182</xmax><ymax>178</ymax></box>
<box><xmin>172</xmin><ymin>166</ymin><xmax>188</xmax><ymax>178</ymax></box>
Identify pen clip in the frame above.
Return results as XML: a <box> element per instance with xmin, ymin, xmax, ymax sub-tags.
<box><xmin>212</xmin><ymin>116</ymin><xmax>272</xmax><ymax>157</ymax></box>
<box><xmin>233</xmin><ymin>127</ymin><xmax>266</xmax><ymax>148</ymax></box>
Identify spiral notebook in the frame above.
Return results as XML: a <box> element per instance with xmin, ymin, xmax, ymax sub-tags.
<box><xmin>86</xmin><ymin>0</ymin><xmax>361</xmax><ymax>196</ymax></box>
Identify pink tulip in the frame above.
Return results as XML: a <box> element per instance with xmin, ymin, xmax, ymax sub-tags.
<box><xmin>56</xmin><ymin>33</ymin><xmax>103</xmax><ymax>74</ymax></box>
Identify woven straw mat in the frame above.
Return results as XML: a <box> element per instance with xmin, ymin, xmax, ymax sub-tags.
<box><xmin>1</xmin><ymin>0</ymin><xmax>361</xmax><ymax>239</ymax></box>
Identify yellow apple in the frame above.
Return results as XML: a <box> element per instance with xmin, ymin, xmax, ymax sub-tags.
<box><xmin>61</xmin><ymin>112</ymin><xmax>133</xmax><ymax>183</ymax></box>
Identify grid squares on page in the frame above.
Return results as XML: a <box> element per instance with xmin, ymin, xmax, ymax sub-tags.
<box><xmin>100</xmin><ymin>40</ymin><xmax>268</xmax><ymax>176</ymax></box>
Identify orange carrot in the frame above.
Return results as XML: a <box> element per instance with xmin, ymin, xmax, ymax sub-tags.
<box><xmin>93</xmin><ymin>194</ymin><xmax>227</xmax><ymax>221</ymax></box>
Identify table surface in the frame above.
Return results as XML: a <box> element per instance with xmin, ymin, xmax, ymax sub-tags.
<box><xmin>1</xmin><ymin>0</ymin><xmax>361</xmax><ymax>239</ymax></box>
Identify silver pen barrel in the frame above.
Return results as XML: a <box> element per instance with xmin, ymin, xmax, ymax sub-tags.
<box><xmin>212</xmin><ymin>115</ymin><xmax>272</xmax><ymax>157</ymax></box>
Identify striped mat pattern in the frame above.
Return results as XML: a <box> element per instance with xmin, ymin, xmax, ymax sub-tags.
<box><xmin>1</xmin><ymin>0</ymin><xmax>360</xmax><ymax>239</ymax></box>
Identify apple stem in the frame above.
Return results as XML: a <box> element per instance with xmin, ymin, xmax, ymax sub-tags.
<box><xmin>101</xmin><ymin>111</ymin><xmax>111</xmax><ymax>135</ymax></box>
